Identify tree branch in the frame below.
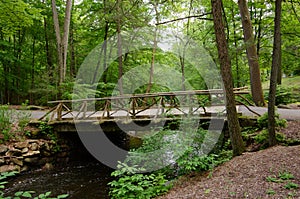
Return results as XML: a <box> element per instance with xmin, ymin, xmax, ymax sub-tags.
<box><xmin>156</xmin><ymin>13</ymin><xmax>212</xmax><ymax>25</ymax></box>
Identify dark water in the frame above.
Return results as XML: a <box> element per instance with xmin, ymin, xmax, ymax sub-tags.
<box><xmin>4</xmin><ymin>160</ymin><xmax>113</xmax><ymax>199</ymax></box>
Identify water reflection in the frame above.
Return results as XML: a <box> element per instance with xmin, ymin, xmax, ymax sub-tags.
<box><xmin>4</xmin><ymin>161</ymin><xmax>113</xmax><ymax>199</ymax></box>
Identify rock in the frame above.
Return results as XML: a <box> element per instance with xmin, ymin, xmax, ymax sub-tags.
<box><xmin>29</xmin><ymin>143</ymin><xmax>39</xmax><ymax>151</ymax></box>
<box><xmin>22</xmin><ymin>147</ymin><xmax>29</xmax><ymax>153</ymax></box>
<box><xmin>24</xmin><ymin>157</ymin><xmax>39</xmax><ymax>164</ymax></box>
<box><xmin>11</xmin><ymin>158</ymin><xmax>23</xmax><ymax>166</ymax></box>
<box><xmin>42</xmin><ymin>163</ymin><xmax>54</xmax><ymax>171</ymax></box>
<box><xmin>0</xmin><ymin>158</ymin><xmax>5</xmax><ymax>165</ymax></box>
<box><xmin>5</xmin><ymin>149</ymin><xmax>22</xmax><ymax>157</ymax></box>
<box><xmin>57</xmin><ymin>152</ymin><xmax>68</xmax><ymax>158</ymax></box>
<box><xmin>42</xmin><ymin>143</ymin><xmax>51</xmax><ymax>151</ymax></box>
<box><xmin>41</xmin><ymin>150</ymin><xmax>52</xmax><ymax>157</ymax></box>
<box><xmin>0</xmin><ymin>164</ymin><xmax>20</xmax><ymax>173</ymax></box>
<box><xmin>0</xmin><ymin>145</ymin><xmax>8</xmax><ymax>154</ymax></box>
<box><xmin>39</xmin><ymin>157</ymin><xmax>54</xmax><ymax>165</ymax></box>
<box><xmin>23</xmin><ymin>150</ymin><xmax>40</xmax><ymax>157</ymax></box>
<box><xmin>14</xmin><ymin>141</ymin><xmax>29</xmax><ymax>149</ymax></box>
<box><xmin>21</xmin><ymin>165</ymin><xmax>29</xmax><ymax>172</ymax></box>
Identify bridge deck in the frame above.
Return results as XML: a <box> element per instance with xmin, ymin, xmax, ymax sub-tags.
<box><xmin>38</xmin><ymin>87</ymin><xmax>250</xmax><ymax>123</ymax></box>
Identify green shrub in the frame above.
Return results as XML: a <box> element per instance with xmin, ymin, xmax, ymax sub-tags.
<box><xmin>0</xmin><ymin>105</ymin><xmax>13</xmax><ymax>141</ymax></box>
<box><xmin>265</xmin><ymin>86</ymin><xmax>295</xmax><ymax>105</ymax></box>
<box><xmin>108</xmin><ymin>162</ymin><xmax>170</xmax><ymax>199</ymax></box>
<box><xmin>257</xmin><ymin>112</ymin><xmax>287</xmax><ymax>129</ymax></box>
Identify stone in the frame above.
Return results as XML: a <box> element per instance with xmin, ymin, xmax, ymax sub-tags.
<box><xmin>39</xmin><ymin>157</ymin><xmax>54</xmax><ymax>165</ymax></box>
<box><xmin>11</xmin><ymin>158</ymin><xmax>23</xmax><ymax>166</ymax></box>
<box><xmin>57</xmin><ymin>151</ymin><xmax>68</xmax><ymax>158</ymax></box>
<box><xmin>22</xmin><ymin>147</ymin><xmax>29</xmax><ymax>153</ymax></box>
<box><xmin>14</xmin><ymin>141</ymin><xmax>29</xmax><ymax>149</ymax></box>
<box><xmin>0</xmin><ymin>164</ymin><xmax>20</xmax><ymax>173</ymax></box>
<box><xmin>41</xmin><ymin>150</ymin><xmax>52</xmax><ymax>157</ymax></box>
<box><xmin>21</xmin><ymin>165</ymin><xmax>29</xmax><ymax>172</ymax></box>
<box><xmin>0</xmin><ymin>145</ymin><xmax>8</xmax><ymax>154</ymax></box>
<box><xmin>23</xmin><ymin>150</ymin><xmax>40</xmax><ymax>157</ymax></box>
<box><xmin>24</xmin><ymin>157</ymin><xmax>39</xmax><ymax>164</ymax></box>
<box><xmin>42</xmin><ymin>163</ymin><xmax>53</xmax><ymax>171</ymax></box>
<box><xmin>5</xmin><ymin>149</ymin><xmax>22</xmax><ymax>157</ymax></box>
<box><xmin>29</xmin><ymin>143</ymin><xmax>39</xmax><ymax>151</ymax></box>
<box><xmin>0</xmin><ymin>158</ymin><xmax>5</xmax><ymax>165</ymax></box>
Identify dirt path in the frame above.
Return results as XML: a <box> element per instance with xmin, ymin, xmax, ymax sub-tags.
<box><xmin>158</xmin><ymin>121</ymin><xmax>300</xmax><ymax>199</ymax></box>
<box><xmin>159</xmin><ymin>145</ymin><xmax>300</xmax><ymax>199</ymax></box>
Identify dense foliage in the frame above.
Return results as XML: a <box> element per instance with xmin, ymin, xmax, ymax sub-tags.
<box><xmin>108</xmin><ymin>123</ymin><xmax>232</xmax><ymax>199</ymax></box>
<box><xmin>0</xmin><ymin>0</ymin><xmax>299</xmax><ymax>105</ymax></box>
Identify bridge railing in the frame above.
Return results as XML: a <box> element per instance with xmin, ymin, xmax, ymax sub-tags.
<box><xmin>39</xmin><ymin>87</ymin><xmax>250</xmax><ymax>122</ymax></box>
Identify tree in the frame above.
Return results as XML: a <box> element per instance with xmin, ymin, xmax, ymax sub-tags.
<box><xmin>211</xmin><ymin>0</ymin><xmax>245</xmax><ymax>156</ymax></box>
<box><xmin>268</xmin><ymin>0</ymin><xmax>282</xmax><ymax>147</ymax></box>
<box><xmin>238</xmin><ymin>0</ymin><xmax>265</xmax><ymax>106</ymax></box>
<box><xmin>51</xmin><ymin>0</ymin><xmax>73</xmax><ymax>85</ymax></box>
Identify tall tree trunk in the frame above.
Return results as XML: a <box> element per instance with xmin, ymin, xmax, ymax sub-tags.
<box><xmin>117</xmin><ymin>0</ymin><xmax>123</xmax><ymax>95</ymax></box>
<box><xmin>102</xmin><ymin>21</ymin><xmax>109</xmax><ymax>84</ymax></box>
<box><xmin>62</xmin><ymin>0</ymin><xmax>72</xmax><ymax>80</ymax></box>
<box><xmin>211</xmin><ymin>0</ymin><xmax>245</xmax><ymax>156</ymax></box>
<box><xmin>70</xmin><ymin>20</ymin><xmax>76</xmax><ymax>78</ymax></box>
<box><xmin>30</xmin><ymin>36</ymin><xmax>36</xmax><ymax>104</ymax></box>
<box><xmin>231</xmin><ymin>4</ymin><xmax>240</xmax><ymax>87</ymax></box>
<box><xmin>238</xmin><ymin>0</ymin><xmax>265</xmax><ymax>106</ymax></box>
<box><xmin>268</xmin><ymin>0</ymin><xmax>282</xmax><ymax>147</ymax></box>
<box><xmin>44</xmin><ymin>17</ymin><xmax>53</xmax><ymax>82</ymax></box>
<box><xmin>146</xmin><ymin>2</ymin><xmax>159</xmax><ymax>93</ymax></box>
<box><xmin>51</xmin><ymin>0</ymin><xmax>72</xmax><ymax>85</ymax></box>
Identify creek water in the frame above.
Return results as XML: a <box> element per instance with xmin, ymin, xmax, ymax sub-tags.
<box><xmin>4</xmin><ymin>159</ymin><xmax>114</xmax><ymax>199</ymax></box>
<box><xmin>3</xmin><ymin>131</ymin><xmax>123</xmax><ymax>199</ymax></box>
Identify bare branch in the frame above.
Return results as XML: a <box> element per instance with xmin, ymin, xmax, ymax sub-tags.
<box><xmin>156</xmin><ymin>13</ymin><xmax>212</xmax><ymax>25</ymax></box>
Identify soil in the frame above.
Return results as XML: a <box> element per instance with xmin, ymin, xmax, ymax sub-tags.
<box><xmin>158</xmin><ymin>121</ymin><xmax>300</xmax><ymax>199</ymax></box>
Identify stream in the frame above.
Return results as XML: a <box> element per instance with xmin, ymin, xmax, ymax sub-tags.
<box><xmin>4</xmin><ymin>159</ymin><xmax>113</xmax><ymax>199</ymax></box>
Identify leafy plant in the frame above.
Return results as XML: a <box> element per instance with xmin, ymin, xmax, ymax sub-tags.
<box><xmin>108</xmin><ymin>162</ymin><xmax>170</xmax><ymax>199</ymax></box>
<box><xmin>284</xmin><ymin>182</ymin><xmax>299</xmax><ymax>190</ymax></box>
<box><xmin>278</xmin><ymin>171</ymin><xmax>294</xmax><ymax>180</ymax></box>
<box><xmin>0</xmin><ymin>172</ymin><xmax>69</xmax><ymax>199</ymax></box>
<box><xmin>257</xmin><ymin>112</ymin><xmax>287</xmax><ymax>129</ymax></box>
<box><xmin>0</xmin><ymin>105</ymin><xmax>14</xmax><ymax>141</ymax></box>
<box><xmin>266</xmin><ymin>188</ymin><xmax>276</xmax><ymax>195</ymax></box>
<box><xmin>266</xmin><ymin>175</ymin><xmax>282</xmax><ymax>183</ymax></box>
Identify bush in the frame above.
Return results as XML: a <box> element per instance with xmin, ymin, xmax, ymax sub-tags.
<box><xmin>265</xmin><ymin>86</ymin><xmax>295</xmax><ymax>105</ymax></box>
<box><xmin>108</xmin><ymin>121</ymin><xmax>231</xmax><ymax>199</ymax></box>
<box><xmin>108</xmin><ymin>163</ymin><xmax>170</xmax><ymax>199</ymax></box>
<box><xmin>257</xmin><ymin>112</ymin><xmax>287</xmax><ymax>129</ymax></box>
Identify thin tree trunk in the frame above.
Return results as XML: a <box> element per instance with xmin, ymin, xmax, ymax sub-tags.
<box><xmin>70</xmin><ymin>20</ymin><xmax>76</xmax><ymax>78</ymax></box>
<box><xmin>43</xmin><ymin>17</ymin><xmax>53</xmax><ymax>82</ymax></box>
<box><xmin>117</xmin><ymin>0</ymin><xmax>123</xmax><ymax>95</ymax></box>
<box><xmin>211</xmin><ymin>0</ymin><xmax>245</xmax><ymax>156</ymax></box>
<box><xmin>238</xmin><ymin>0</ymin><xmax>265</xmax><ymax>106</ymax></box>
<box><xmin>62</xmin><ymin>0</ymin><xmax>72</xmax><ymax>80</ymax></box>
<box><xmin>268</xmin><ymin>0</ymin><xmax>282</xmax><ymax>147</ymax></box>
<box><xmin>31</xmin><ymin>36</ymin><xmax>36</xmax><ymax>104</ymax></box>
<box><xmin>231</xmin><ymin>5</ymin><xmax>240</xmax><ymax>87</ymax></box>
<box><xmin>146</xmin><ymin>3</ymin><xmax>159</xmax><ymax>93</ymax></box>
<box><xmin>51</xmin><ymin>0</ymin><xmax>72</xmax><ymax>85</ymax></box>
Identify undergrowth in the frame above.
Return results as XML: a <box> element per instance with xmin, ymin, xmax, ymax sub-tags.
<box><xmin>108</xmin><ymin>120</ymin><xmax>232</xmax><ymax>199</ymax></box>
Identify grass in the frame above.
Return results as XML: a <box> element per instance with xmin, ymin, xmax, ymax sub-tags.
<box><xmin>262</xmin><ymin>76</ymin><xmax>300</xmax><ymax>90</ymax></box>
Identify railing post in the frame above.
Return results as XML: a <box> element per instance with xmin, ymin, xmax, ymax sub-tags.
<box><xmin>82</xmin><ymin>100</ymin><xmax>87</xmax><ymax>119</ymax></box>
<box><xmin>57</xmin><ymin>102</ymin><xmax>63</xmax><ymax>121</ymax></box>
<box><xmin>132</xmin><ymin>97</ymin><xmax>136</xmax><ymax>118</ymax></box>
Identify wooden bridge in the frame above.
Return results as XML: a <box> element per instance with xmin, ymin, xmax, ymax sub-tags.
<box><xmin>38</xmin><ymin>87</ymin><xmax>250</xmax><ymax>124</ymax></box>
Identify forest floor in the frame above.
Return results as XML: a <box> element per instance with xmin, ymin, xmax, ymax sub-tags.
<box><xmin>158</xmin><ymin>120</ymin><xmax>300</xmax><ymax>199</ymax></box>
